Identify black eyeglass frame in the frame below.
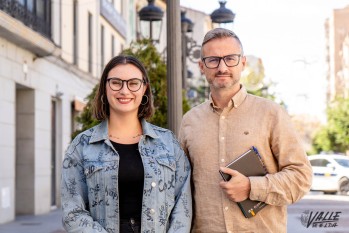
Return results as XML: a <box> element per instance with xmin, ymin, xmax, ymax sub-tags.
<box><xmin>106</xmin><ymin>78</ymin><xmax>146</xmax><ymax>92</ymax></box>
<box><xmin>201</xmin><ymin>54</ymin><xmax>242</xmax><ymax>69</ymax></box>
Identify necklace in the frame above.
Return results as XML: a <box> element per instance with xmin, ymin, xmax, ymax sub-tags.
<box><xmin>109</xmin><ymin>133</ymin><xmax>142</xmax><ymax>140</ymax></box>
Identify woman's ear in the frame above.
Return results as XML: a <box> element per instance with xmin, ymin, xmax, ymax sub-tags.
<box><xmin>142</xmin><ymin>83</ymin><xmax>148</xmax><ymax>95</ymax></box>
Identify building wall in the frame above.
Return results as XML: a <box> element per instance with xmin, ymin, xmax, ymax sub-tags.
<box><xmin>0</xmin><ymin>0</ymin><xmax>128</xmax><ymax>224</ymax></box>
<box><xmin>326</xmin><ymin>5</ymin><xmax>349</xmax><ymax>101</ymax></box>
<box><xmin>0</xmin><ymin>0</ymin><xmax>210</xmax><ymax>224</ymax></box>
<box><xmin>183</xmin><ymin>7</ymin><xmax>212</xmax><ymax>79</ymax></box>
<box><xmin>0</xmin><ymin>76</ymin><xmax>15</xmax><ymax>223</ymax></box>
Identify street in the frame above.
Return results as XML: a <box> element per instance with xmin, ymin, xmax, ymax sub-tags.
<box><xmin>288</xmin><ymin>192</ymin><xmax>349</xmax><ymax>233</ymax></box>
<box><xmin>0</xmin><ymin>192</ymin><xmax>348</xmax><ymax>233</ymax></box>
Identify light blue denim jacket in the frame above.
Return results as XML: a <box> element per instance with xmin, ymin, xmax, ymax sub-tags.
<box><xmin>61</xmin><ymin>119</ymin><xmax>192</xmax><ymax>233</ymax></box>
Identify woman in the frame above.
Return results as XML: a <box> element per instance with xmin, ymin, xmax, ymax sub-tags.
<box><xmin>61</xmin><ymin>55</ymin><xmax>192</xmax><ymax>233</ymax></box>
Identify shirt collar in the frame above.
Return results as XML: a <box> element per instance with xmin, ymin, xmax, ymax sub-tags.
<box><xmin>89</xmin><ymin>118</ymin><xmax>159</xmax><ymax>144</ymax></box>
<box><xmin>209</xmin><ymin>85</ymin><xmax>248</xmax><ymax>111</ymax></box>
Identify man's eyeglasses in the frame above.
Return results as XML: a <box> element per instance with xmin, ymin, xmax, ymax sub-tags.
<box><xmin>107</xmin><ymin>78</ymin><xmax>145</xmax><ymax>92</ymax></box>
<box><xmin>202</xmin><ymin>54</ymin><xmax>242</xmax><ymax>69</ymax></box>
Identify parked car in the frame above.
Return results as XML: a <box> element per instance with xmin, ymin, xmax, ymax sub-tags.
<box><xmin>308</xmin><ymin>154</ymin><xmax>349</xmax><ymax>195</ymax></box>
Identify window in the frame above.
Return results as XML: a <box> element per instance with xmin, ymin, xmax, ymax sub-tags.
<box><xmin>111</xmin><ymin>35</ymin><xmax>115</xmax><ymax>58</ymax></box>
<box><xmin>101</xmin><ymin>25</ymin><xmax>105</xmax><ymax>70</ymax></box>
<box><xmin>27</xmin><ymin>0</ymin><xmax>34</xmax><ymax>12</ymax></box>
<box><xmin>88</xmin><ymin>12</ymin><xmax>93</xmax><ymax>73</ymax></box>
<box><xmin>310</xmin><ymin>159</ymin><xmax>330</xmax><ymax>167</ymax></box>
<box><xmin>335</xmin><ymin>159</ymin><xmax>349</xmax><ymax>168</ymax></box>
<box><xmin>5</xmin><ymin>0</ymin><xmax>51</xmax><ymax>37</ymax></box>
<box><xmin>73</xmin><ymin>0</ymin><xmax>78</xmax><ymax>65</ymax></box>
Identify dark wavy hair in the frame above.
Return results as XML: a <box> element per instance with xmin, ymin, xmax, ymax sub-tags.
<box><xmin>93</xmin><ymin>55</ymin><xmax>154</xmax><ymax>121</ymax></box>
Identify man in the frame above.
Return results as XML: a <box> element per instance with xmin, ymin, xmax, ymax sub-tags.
<box><xmin>179</xmin><ymin>28</ymin><xmax>312</xmax><ymax>233</ymax></box>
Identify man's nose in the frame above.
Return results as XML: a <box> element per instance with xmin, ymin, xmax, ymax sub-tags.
<box><xmin>217</xmin><ymin>59</ymin><xmax>229</xmax><ymax>73</ymax></box>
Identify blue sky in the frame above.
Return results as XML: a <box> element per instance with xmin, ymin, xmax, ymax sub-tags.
<box><xmin>180</xmin><ymin>0</ymin><xmax>349</xmax><ymax>121</ymax></box>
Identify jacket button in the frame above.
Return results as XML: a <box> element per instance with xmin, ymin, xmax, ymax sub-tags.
<box><xmin>150</xmin><ymin>209</ymin><xmax>155</xmax><ymax>214</ymax></box>
<box><xmin>151</xmin><ymin>182</ymin><xmax>156</xmax><ymax>187</ymax></box>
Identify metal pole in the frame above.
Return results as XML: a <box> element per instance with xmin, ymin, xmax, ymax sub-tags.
<box><xmin>166</xmin><ymin>0</ymin><xmax>182</xmax><ymax>136</ymax></box>
<box><xmin>150</xmin><ymin>21</ymin><xmax>153</xmax><ymax>41</ymax></box>
<box><xmin>181</xmin><ymin>32</ymin><xmax>187</xmax><ymax>90</ymax></box>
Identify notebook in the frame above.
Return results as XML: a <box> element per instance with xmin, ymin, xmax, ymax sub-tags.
<box><xmin>219</xmin><ymin>146</ymin><xmax>268</xmax><ymax>218</ymax></box>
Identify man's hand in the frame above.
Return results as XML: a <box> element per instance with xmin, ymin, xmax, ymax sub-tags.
<box><xmin>219</xmin><ymin>167</ymin><xmax>251</xmax><ymax>202</ymax></box>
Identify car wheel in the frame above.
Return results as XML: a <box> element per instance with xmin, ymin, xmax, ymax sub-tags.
<box><xmin>338</xmin><ymin>177</ymin><xmax>349</xmax><ymax>195</ymax></box>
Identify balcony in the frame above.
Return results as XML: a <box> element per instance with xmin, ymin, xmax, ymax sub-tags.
<box><xmin>0</xmin><ymin>0</ymin><xmax>59</xmax><ymax>57</ymax></box>
<box><xmin>0</xmin><ymin>0</ymin><xmax>51</xmax><ymax>38</ymax></box>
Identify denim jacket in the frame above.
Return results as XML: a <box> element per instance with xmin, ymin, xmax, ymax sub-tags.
<box><xmin>61</xmin><ymin>119</ymin><xmax>192</xmax><ymax>233</ymax></box>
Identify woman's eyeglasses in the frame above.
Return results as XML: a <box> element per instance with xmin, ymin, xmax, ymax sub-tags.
<box><xmin>107</xmin><ymin>78</ymin><xmax>145</xmax><ymax>92</ymax></box>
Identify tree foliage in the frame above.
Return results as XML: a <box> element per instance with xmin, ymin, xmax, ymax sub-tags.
<box><xmin>72</xmin><ymin>39</ymin><xmax>190</xmax><ymax>139</ymax></box>
<box><xmin>242</xmin><ymin>55</ymin><xmax>284</xmax><ymax>105</ymax></box>
<box><xmin>312</xmin><ymin>97</ymin><xmax>349</xmax><ymax>153</ymax></box>
<box><xmin>241</xmin><ymin>55</ymin><xmax>265</xmax><ymax>92</ymax></box>
<box><xmin>72</xmin><ymin>86</ymin><xmax>99</xmax><ymax>139</ymax></box>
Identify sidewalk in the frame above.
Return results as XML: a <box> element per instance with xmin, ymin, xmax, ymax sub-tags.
<box><xmin>0</xmin><ymin>208</ymin><xmax>66</xmax><ymax>233</ymax></box>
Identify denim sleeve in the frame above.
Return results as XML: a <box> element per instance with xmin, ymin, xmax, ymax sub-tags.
<box><xmin>167</xmin><ymin>137</ymin><xmax>192</xmax><ymax>233</ymax></box>
<box><xmin>61</xmin><ymin>136</ymin><xmax>108</xmax><ymax>233</ymax></box>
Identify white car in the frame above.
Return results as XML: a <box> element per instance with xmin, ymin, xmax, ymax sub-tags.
<box><xmin>308</xmin><ymin>154</ymin><xmax>349</xmax><ymax>195</ymax></box>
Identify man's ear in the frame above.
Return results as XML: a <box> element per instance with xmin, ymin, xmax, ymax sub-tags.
<box><xmin>241</xmin><ymin>56</ymin><xmax>246</xmax><ymax>68</ymax></box>
<box><xmin>198</xmin><ymin>60</ymin><xmax>204</xmax><ymax>74</ymax></box>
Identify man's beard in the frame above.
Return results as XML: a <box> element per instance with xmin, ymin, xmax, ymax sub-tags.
<box><xmin>210</xmin><ymin>72</ymin><xmax>239</xmax><ymax>89</ymax></box>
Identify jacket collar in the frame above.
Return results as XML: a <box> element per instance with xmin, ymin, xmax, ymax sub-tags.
<box><xmin>89</xmin><ymin>118</ymin><xmax>159</xmax><ymax>144</ymax></box>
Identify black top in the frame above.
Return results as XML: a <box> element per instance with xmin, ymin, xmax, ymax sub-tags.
<box><xmin>111</xmin><ymin>141</ymin><xmax>144</xmax><ymax>220</ymax></box>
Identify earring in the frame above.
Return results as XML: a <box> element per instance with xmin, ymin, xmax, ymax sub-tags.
<box><xmin>141</xmin><ymin>95</ymin><xmax>149</xmax><ymax>105</ymax></box>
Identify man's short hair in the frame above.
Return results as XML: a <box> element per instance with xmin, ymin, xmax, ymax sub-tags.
<box><xmin>201</xmin><ymin>28</ymin><xmax>244</xmax><ymax>57</ymax></box>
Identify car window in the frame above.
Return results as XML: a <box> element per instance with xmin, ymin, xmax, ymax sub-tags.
<box><xmin>310</xmin><ymin>159</ymin><xmax>320</xmax><ymax>166</ymax></box>
<box><xmin>334</xmin><ymin>159</ymin><xmax>349</xmax><ymax>168</ymax></box>
<box><xmin>310</xmin><ymin>159</ymin><xmax>330</xmax><ymax>167</ymax></box>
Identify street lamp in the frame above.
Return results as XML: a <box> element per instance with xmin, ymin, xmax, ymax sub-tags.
<box><xmin>138</xmin><ymin>0</ymin><xmax>164</xmax><ymax>43</ymax></box>
<box><xmin>211</xmin><ymin>1</ymin><xmax>235</xmax><ymax>28</ymax></box>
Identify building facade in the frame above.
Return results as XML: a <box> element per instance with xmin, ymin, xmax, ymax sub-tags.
<box><xmin>325</xmin><ymin>5</ymin><xmax>349</xmax><ymax>102</ymax></box>
<box><xmin>0</xmin><ymin>0</ymin><xmax>132</xmax><ymax>224</ymax></box>
<box><xmin>181</xmin><ymin>6</ymin><xmax>212</xmax><ymax>106</ymax></box>
<box><xmin>0</xmin><ymin>0</ymin><xmax>212</xmax><ymax>224</ymax></box>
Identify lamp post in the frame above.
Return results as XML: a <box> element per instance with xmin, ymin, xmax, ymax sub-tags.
<box><xmin>138</xmin><ymin>0</ymin><xmax>164</xmax><ymax>43</ymax></box>
<box><xmin>166</xmin><ymin>0</ymin><xmax>182</xmax><ymax>136</ymax></box>
<box><xmin>211</xmin><ymin>1</ymin><xmax>235</xmax><ymax>27</ymax></box>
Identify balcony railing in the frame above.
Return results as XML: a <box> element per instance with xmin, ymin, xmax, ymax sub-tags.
<box><xmin>0</xmin><ymin>0</ymin><xmax>51</xmax><ymax>39</ymax></box>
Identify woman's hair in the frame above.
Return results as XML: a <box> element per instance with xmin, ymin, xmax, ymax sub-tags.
<box><xmin>93</xmin><ymin>55</ymin><xmax>154</xmax><ymax>121</ymax></box>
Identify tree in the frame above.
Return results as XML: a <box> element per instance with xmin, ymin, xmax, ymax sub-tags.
<box><xmin>241</xmin><ymin>55</ymin><xmax>265</xmax><ymax>92</ymax></box>
<box><xmin>312</xmin><ymin>97</ymin><xmax>349</xmax><ymax>153</ymax></box>
<box><xmin>72</xmin><ymin>39</ymin><xmax>190</xmax><ymax>138</ymax></box>
<box><xmin>71</xmin><ymin>86</ymin><xmax>99</xmax><ymax>139</ymax></box>
<box><xmin>242</xmin><ymin>55</ymin><xmax>284</xmax><ymax>105</ymax></box>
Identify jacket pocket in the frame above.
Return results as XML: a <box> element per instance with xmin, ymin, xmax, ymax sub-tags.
<box><xmin>154</xmin><ymin>155</ymin><xmax>176</xmax><ymax>215</ymax></box>
<box><xmin>83</xmin><ymin>160</ymin><xmax>118</xmax><ymax>214</ymax></box>
<box><xmin>155</xmin><ymin>156</ymin><xmax>176</xmax><ymax>172</ymax></box>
